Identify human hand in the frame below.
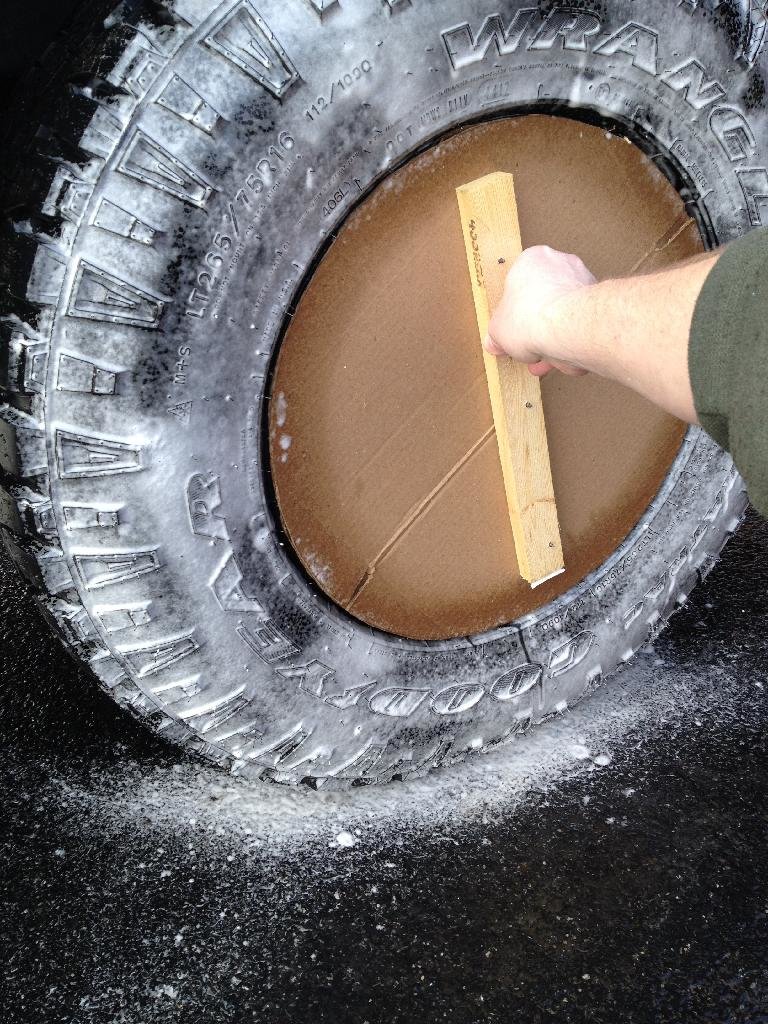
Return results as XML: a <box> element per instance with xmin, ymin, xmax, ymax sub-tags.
<box><xmin>485</xmin><ymin>245</ymin><xmax>597</xmax><ymax>377</ymax></box>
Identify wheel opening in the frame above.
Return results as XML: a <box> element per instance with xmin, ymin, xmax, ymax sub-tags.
<box><xmin>266</xmin><ymin>112</ymin><xmax>703</xmax><ymax>642</ymax></box>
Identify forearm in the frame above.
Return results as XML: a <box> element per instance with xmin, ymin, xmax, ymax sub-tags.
<box><xmin>487</xmin><ymin>234</ymin><xmax>768</xmax><ymax>519</ymax></box>
<box><xmin>547</xmin><ymin>251</ymin><xmax>720</xmax><ymax>423</ymax></box>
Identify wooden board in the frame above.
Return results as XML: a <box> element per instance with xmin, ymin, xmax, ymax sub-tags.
<box><xmin>456</xmin><ymin>171</ymin><xmax>564</xmax><ymax>587</ymax></box>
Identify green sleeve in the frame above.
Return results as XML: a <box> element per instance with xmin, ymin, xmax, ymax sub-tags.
<box><xmin>689</xmin><ymin>226</ymin><xmax>768</xmax><ymax>517</ymax></box>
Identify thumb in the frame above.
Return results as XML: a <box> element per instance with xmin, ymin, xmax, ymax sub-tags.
<box><xmin>483</xmin><ymin>334</ymin><xmax>506</xmax><ymax>356</ymax></box>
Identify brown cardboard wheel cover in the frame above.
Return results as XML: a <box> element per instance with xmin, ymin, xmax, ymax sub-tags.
<box><xmin>268</xmin><ymin>114</ymin><xmax>700</xmax><ymax>641</ymax></box>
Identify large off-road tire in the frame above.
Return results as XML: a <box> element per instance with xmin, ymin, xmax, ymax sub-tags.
<box><xmin>0</xmin><ymin>0</ymin><xmax>759</xmax><ymax>785</ymax></box>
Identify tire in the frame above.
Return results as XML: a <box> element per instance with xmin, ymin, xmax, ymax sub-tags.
<box><xmin>0</xmin><ymin>0</ymin><xmax>757</xmax><ymax>786</ymax></box>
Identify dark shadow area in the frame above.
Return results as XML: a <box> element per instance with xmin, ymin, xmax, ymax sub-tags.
<box><xmin>0</xmin><ymin>3</ymin><xmax>80</xmax><ymax>93</ymax></box>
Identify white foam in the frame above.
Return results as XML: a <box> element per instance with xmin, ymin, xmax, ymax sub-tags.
<box><xmin>57</xmin><ymin>649</ymin><xmax>730</xmax><ymax>860</ymax></box>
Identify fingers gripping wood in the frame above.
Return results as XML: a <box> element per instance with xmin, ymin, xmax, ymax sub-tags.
<box><xmin>456</xmin><ymin>172</ymin><xmax>564</xmax><ymax>587</ymax></box>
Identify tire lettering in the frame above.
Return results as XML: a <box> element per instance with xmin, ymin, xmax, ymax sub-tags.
<box><xmin>528</xmin><ymin>10</ymin><xmax>600</xmax><ymax>52</ymax></box>
<box><xmin>368</xmin><ymin>687</ymin><xmax>429</xmax><ymax>717</ymax></box>
<box><xmin>211</xmin><ymin>552</ymin><xmax>265</xmax><ymax>614</ymax></box>
<box><xmin>238</xmin><ymin>620</ymin><xmax>300</xmax><ymax>664</ymax></box>
<box><xmin>660</xmin><ymin>58</ymin><xmax>725</xmax><ymax>110</ymax></box>
<box><xmin>325</xmin><ymin>680</ymin><xmax>378</xmax><ymax>710</ymax></box>
<box><xmin>593</xmin><ymin>22</ymin><xmax>659</xmax><ymax>75</ymax></box>
<box><xmin>431</xmin><ymin>683</ymin><xmax>485</xmax><ymax>715</ymax></box>
<box><xmin>438</xmin><ymin>12</ymin><xmax>763</xmax><ymax>222</ymax></box>
<box><xmin>279</xmin><ymin>658</ymin><xmax>333</xmax><ymax>696</ymax></box>
<box><xmin>186</xmin><ymin>473</ymin><xmax>229</xmax><ymax>540</ymax></box>
<box><xmin>441</xmin><ymin>9</ymin><xmax>537</xmax><ymax>70</ymax></box>
<box><xmin>288</xmin><ymin>660</ymin><xmax>376</xmax><ymax>709</ymax></box>
<box><xmin>490</xmin><ymin>663</ymin><xmax>542</xmax><ymax>705</ymax></box>
<box><xmin>709</xmin><ymin>106</ymin><xmax>757</xmax><ymax>162</ymax></box>
<box><xmin>736</xmin><ymin>167</ymin><xmax>768</xmax><ymax>225</ymax></box>
<box><xmin>548</xmin><ymin>631</ymin><xmax>597</xmax><ymax>677</ymax></box>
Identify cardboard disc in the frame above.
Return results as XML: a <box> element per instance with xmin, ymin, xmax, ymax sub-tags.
<box><xmin>268</xmin><ymin>115</ymin><xmax>700</xmax><ymax>641</ymax></box>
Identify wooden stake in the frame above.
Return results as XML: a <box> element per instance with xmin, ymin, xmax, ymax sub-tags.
<box><xmin>456</xmin><ymin>171</ymin><xmax>564</xmax><ymax>587</ymax></box>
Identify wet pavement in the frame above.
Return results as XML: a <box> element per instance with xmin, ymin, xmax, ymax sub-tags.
<box><xmin>2</xmin><ymin>510</ymin><xmax>768</xmax><ymax>1024</ymax></box>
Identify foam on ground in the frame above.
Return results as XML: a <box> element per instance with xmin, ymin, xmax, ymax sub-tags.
<box><xmin>56</xmin><ymin>648</ymin><xmax>736</xmax><ymax>857</ymax></box>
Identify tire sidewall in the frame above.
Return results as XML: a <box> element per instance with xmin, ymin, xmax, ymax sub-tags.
<box><xmin>40</xmin><ymin>0</ymin><xmax>756</xmax><ymax>780</ymax></box>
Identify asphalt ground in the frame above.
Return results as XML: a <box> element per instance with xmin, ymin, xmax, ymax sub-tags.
<box><xmin>3</xmin><ymin>509</ymin><xmax>768</xmax><ymax>1024</ymax></box>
